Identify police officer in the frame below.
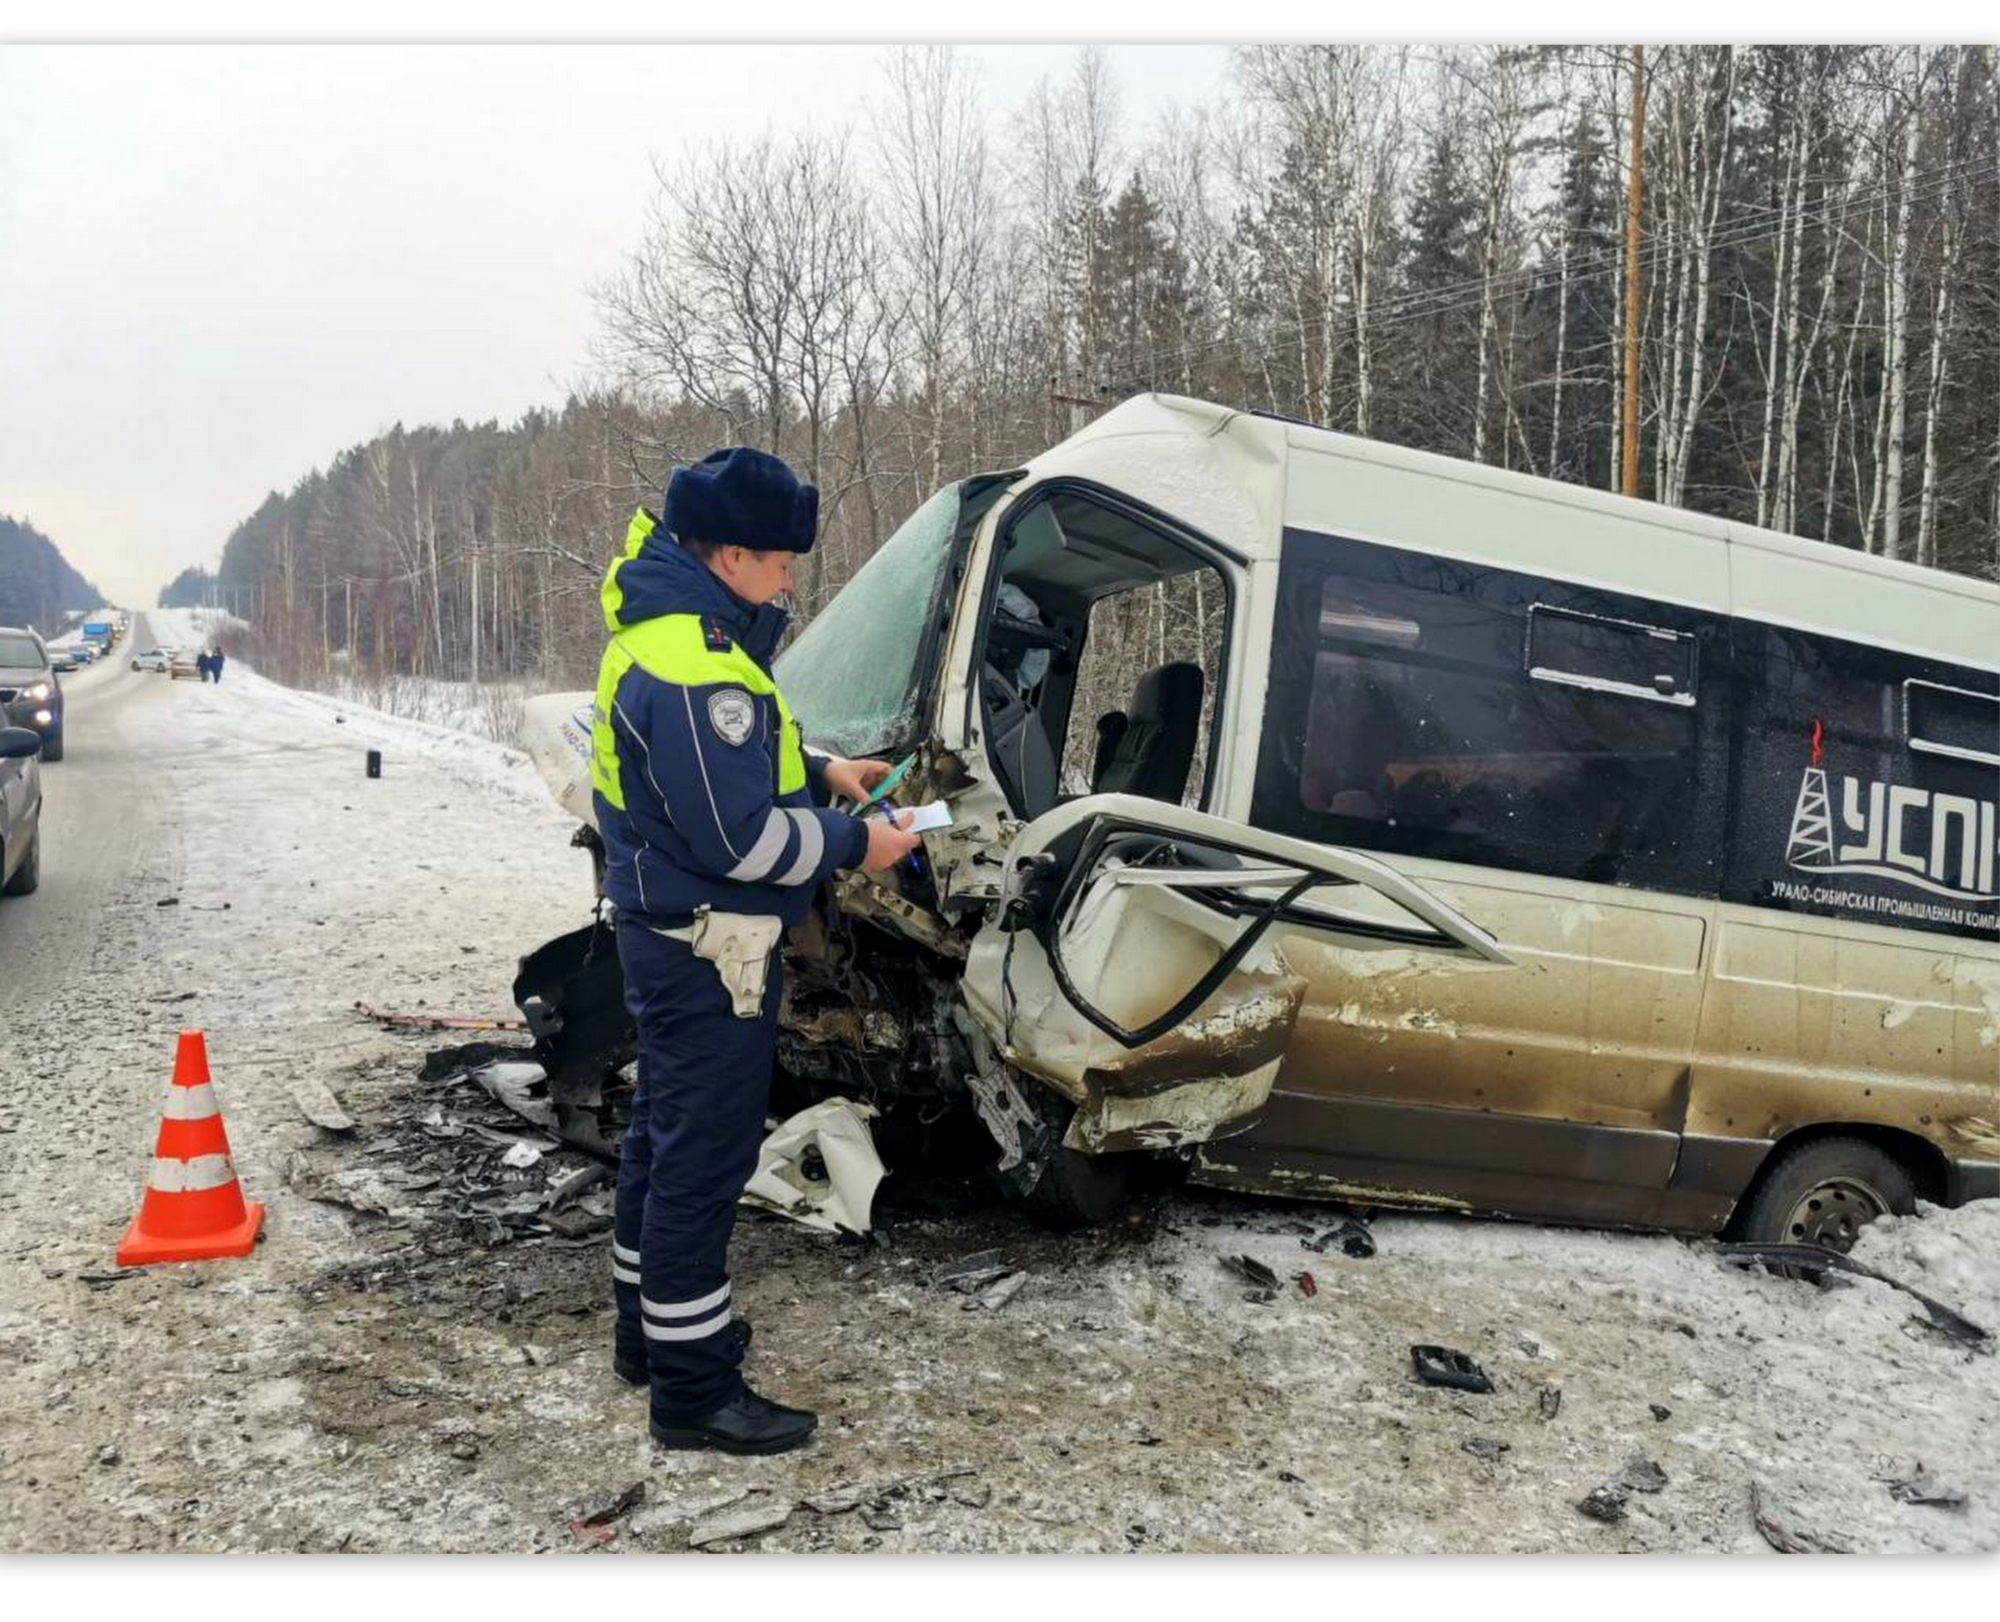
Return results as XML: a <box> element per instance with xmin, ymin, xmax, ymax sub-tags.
<box><xmin>591</xmin><ymin>447</ymin><xmax>922</xmax><ymax>1455</ymax></box>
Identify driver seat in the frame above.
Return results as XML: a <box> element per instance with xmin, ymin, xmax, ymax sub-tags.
<box><xmin>982</xmin><ymin>665</ymin><xmax>1061</xmax><ymax>819</ymax></box>
<box><xmin>1092</xmin><ymin>661</ymin><xmax>1203</xmax><ymax>805</ymax></box>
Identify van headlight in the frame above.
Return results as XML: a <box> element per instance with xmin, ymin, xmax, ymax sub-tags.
<box><xmin>24</xmin><ymin>681</ymin><xmax>52</xmax><ymax>701</ymax></box>
<box><xmin>33</xmin><ymin>709</ymin><xmax>54</xmax><ymax>726</ymax></box>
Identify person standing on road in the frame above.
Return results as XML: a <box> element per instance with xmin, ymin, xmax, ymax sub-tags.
<box><xmin>211</xmin><ymin>649</ymin><xmax>225</xmax><ymax>684</ymax></box>
<box><xmin>590</xmin><ymin>447</ymin><xmax>921</xmax><ymax>1456</ymax></box>
<box><xmin>197</xmin><ymin>650</ymin><xmax>213</xmax><ymax>682</ymax></box>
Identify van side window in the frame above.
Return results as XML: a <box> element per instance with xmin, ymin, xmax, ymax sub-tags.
<box><xmin>1527</xmin><ymin>605</ymin><xmax>1697</xmax><ymax>706</ymax></box>
<box><xmin>1252</xmin><ymin>531</ymin><xmax>1728</xmax><ymax>897</ymax></box>
<box><xmin>1057</xmin><ymin>574</ymin><xmax>1225</xmax><ymax>807</ymax></box>
<box><xmin>1905</xmin><ymin>680</ymin><xmax>2000</xmax><ymax>768</ymax></box>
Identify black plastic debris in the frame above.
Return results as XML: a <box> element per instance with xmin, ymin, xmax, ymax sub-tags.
<box><xmin>1617</xmin><ymin>1458</ymin><xmax>1669</xmax><ymax>1494</ymax></box>
<box><xmin>1650</xmin><ymin>1403</ymin><xmax>1672</xmax><ymax>1422</ymax></box>
<box><xmin>419</xmin><ymin>1040</ymin><xmax>519</xmax><ymax>1083</ymax></box>
<box><xmin>572</xmin><ymin>1481</ymin><xmax>647</xmax><ymax>1526</ymax></box>
<box><xmin>1223</xmin><ymin>1254</ymin><xmax>1281</xmax><ymax>1292</ymax></box>
<box><xmin>1577</xmin><ymin>1485</ymin><xmax>1627</xmax><ymax>1523</ymax></box>
<box><xmin>1888</xmin><ymin>1471</ymin><xmax>1968</xmax><ymax>1511</ymax></box>
<box><xmin>1718</xmin><ymin>1241</ymin><xmax>1989</xmax><ymax>1347</ymax></box>
<box><xmin>937</xmin><ymin>1248</ymin><xmax>1012</xmax><ymax>1293</ymax></box>
<box><xmin>1538</xmin><ymin>1384</ymin><xmax>1563</xmax><ymax>1420</ymax></box>
<box><xmin>1411</xmin><ymin>1344</ymin><xmax>1494</xmax><ymax>1394</ymax></box>
<box><xmin>1304</xmin><ymin>1217</ymin><xmax>1376</xmax><ymax>1259</ymax></box>
<box><xmin>1462</xmin><ymin>1437</ymin><xmax>1509</xmax><ymax>1462</ymax></box>
<box><xmin>366</xmin><ymin>748</ymin><xmax>382</xmax><ymax>778</ymax></box>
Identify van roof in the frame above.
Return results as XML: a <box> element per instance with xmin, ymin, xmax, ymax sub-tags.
<box><xmin>1045</xmin><ymin>394</ymin><xmax>2000</xmax><ymax>671</ymax></box>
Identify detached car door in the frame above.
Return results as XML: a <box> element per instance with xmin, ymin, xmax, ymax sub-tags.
<box><xmin>958</xmin><ymin>792</ymin><xmax>1511</xmax><ymax>1157</ymax></box>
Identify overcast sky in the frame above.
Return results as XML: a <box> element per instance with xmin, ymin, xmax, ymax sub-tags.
<box><xmin>0</xmin><ymin>42</ymin><xmax>1235</xmax><ymax>608</ymax></box>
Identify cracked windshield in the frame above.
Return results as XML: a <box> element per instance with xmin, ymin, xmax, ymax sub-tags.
<box><xmin>776</xmin><ymin>482</ymin><xmax>962</xmax><ymax>758</ymax></box>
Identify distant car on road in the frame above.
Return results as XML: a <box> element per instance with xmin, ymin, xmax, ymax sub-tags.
<box><xmin>0</xmin><ymin>724</ymin><xmax>46</xmax><ymax>897</ymax></box>
<box><xmin>131</xmin><ymin>648</ymin><xmax>170</xmax><ymax>673</ymax></box>
<box><xmin>0</xmin><ymin>626</ymin><xmax>64</xmax><ymax>763</ymax></box>
<box><xmin>168</xmin><ymin>651</ymin><xmax>202</xmax><ymax>681</ymax></box>
<box><xmin>49</xmin><ymin>649</ymin><xmax>79</xmax><ymax>674</ymax></box>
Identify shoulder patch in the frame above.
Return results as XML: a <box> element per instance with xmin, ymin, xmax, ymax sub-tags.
<box><xmin>703</xmin><ymin>616</ymin><xmax>733</xmax><ymax>652</ymax></box>
<box><xmin>707</xmin><ymin>688</ymin><xmax>756</xmax><ymax>747</ymax></box>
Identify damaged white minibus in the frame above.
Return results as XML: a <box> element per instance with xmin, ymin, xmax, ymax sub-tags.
<box><xmin>522</xmin><ymin>394</ymin><xmax>2000</xmax><ymax>1245</ymax></box>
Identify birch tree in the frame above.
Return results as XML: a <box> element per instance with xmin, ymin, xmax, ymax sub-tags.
<box><xmin>873</xmin><ymin>46</ymin><xmax>990</xmax><ymax>492</ymax></box>
<box><xmin>1655</xmin><ymin>45</ymin><xmax>1739</xmax><ymax>508</ymax></box>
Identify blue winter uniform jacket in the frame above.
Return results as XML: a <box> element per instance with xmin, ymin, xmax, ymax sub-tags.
<box><xmin>588</xmin><ymin>510</ymin><xmax>868</xmax><ymax>927</ymax></box>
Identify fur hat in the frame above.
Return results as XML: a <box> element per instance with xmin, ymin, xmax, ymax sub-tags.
<box><xmin>662</xmin><ymin>447</ymin><xmax>819</xmax><ymax>555</ymax></box>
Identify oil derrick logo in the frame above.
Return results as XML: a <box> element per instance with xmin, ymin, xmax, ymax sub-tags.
<box><xmin>1782</xmin><ymin>716</ymin><xmax>2000</xmax><ymax>904</ymax></box>
<box><xmin>1785</xmin><ymin>719</ymin><xmax>1835</xmax><ymax>871</ymax></box>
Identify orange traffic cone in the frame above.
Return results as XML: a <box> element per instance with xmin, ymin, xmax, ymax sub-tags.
<box><xmin>116</xmin><ymin>1030</ymin><xmax>264</xmax><ymax>1266</ymax></box>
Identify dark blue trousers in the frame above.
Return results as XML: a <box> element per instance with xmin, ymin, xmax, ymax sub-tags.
<box><xmin>612</xmin><ymin>916</ymin><xmax>779</xmax><ymax>1416</ymax></box>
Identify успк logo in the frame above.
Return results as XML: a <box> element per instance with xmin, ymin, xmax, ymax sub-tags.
<box><xmin>1786</xmin><ymin>719</ymin><xmax>2000</xmax><ymax>902</ymax></box>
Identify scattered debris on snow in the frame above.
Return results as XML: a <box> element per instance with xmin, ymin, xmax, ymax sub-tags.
<box><xmin>739</xmin><ymin>1098</ymin><xmax>887</xmax><ymax>1235</ymax></box>
<box><xmin>689</xmin><ymin>1496</ymin><xmax>794</xmax><ymax>1549</ymax></box>
<box><xmin>1751</xmin><ymin>1482</ymin><xmax>1853</xmax><ymax>1554</ymax></box>
<box><xmin>1887</xmin><ymin>1470</ymin><xmax>1968</xmax><ymax>1511</ymax></box>
<box><xmin>1411</xmin><ymin>1344</ymin><xmax>1494</xmax><ymax>1394</ymax></box>
<box><xmin>289</xmin><ymin>1075</ymin><xmax>356</xmax><ymax>1135</ymax></box>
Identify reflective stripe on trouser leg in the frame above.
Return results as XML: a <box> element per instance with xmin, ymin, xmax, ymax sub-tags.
<box><xmin>612</xmin><ymin>1074</ymin><xmax>652</xmax><ymax>1370</ymax></box>
<box><xmin>616</xmin><ymin>916</ymin><xmax>779</xmax><ymax>1415</ymax></box>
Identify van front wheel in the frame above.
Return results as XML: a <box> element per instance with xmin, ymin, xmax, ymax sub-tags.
<box><xmin>1021</xmin><ymin>1144</ymin><xmax>1132</xmax><ymax>1229</ymax></box>
<box><xmin>1736</xmin><ymin>1137</ymin><xmax>1917</xmax><ymax>1253</ymax></box>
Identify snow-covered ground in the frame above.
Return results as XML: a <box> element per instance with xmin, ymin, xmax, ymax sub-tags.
<box><xmin>314</xmin><ymin>672</ymin><xmax>532</xmax><ymax>750</ymax></box>
<box><xmin>144</xmin><ymin>604</ymin><xmax>244</xmax><ymax>651</ymax></box>
<box><xmin>0</xmin><ymin>642</ymin><xmax>1994</xmax><ymax>1555</ymax></box>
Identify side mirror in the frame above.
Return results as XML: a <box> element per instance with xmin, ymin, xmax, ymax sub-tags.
<box><xmin>0</xmin><ymin>726</ymin><xmax>45</xmax><ymax>760</ymax></box>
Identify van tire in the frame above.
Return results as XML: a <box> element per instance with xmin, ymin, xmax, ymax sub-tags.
<box><xmin>39</xmin><ymin>731</ymin><xmax>62</xmax><ymax>763</ymax></box>
<box><xmin>1022</xmin><ymin>1143</ymin><xmax>1132</xmax><ymax>1230</ymax></box>
<box><xmin>1736</xmin><ymin>1137</ymin><xmax>1916</xmax><ymax>1252</ymax></box>
<box><xmin>2</xmin><ymin>828</ymin><xmax>39</xmax><ymax>896</ymax></box>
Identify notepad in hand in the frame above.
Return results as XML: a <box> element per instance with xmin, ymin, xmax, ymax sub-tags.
<box><xmin>890</xmin><ymin>801</ymin><xmax>953</xmax><ymax>834</ymax></box>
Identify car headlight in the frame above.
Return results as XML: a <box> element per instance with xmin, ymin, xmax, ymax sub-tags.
<box><xmin>24</xmin><ymin>681</ymin><xmax>52</xmax><ymax>701</ymax></box>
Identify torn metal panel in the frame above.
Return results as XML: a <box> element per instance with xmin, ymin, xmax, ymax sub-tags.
<box><xmin>1063</xmin><ymin>1060</ymin><xmax>1280</xmax><ymax>1154</ymax></box>
<box><xmin>830</xmin><ymin>869</ymin><xmax>967</xmax><ymax>960</ymax></box>
<box><xmin>965</xmin><ymin>1064</ymin><xmax>1045</xmax><ymax>1172</ymax></box>
<box><xmin>740</xmin><ymin>1099</ymin><xmax>887</xmax><ymax>1235</ymax></box>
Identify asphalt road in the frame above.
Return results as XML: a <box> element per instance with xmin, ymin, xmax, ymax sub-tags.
<box><xmin>0</xmin><ymin>616</ymin><xmax>175</xmax><ymax>1012</ymax></box>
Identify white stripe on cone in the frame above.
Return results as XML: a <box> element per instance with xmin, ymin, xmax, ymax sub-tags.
<box><xmin>147</xmin><ymin>1153</ymin><xmax>239</xmax><ymax>1193</ymax></box>
<box><xmin>162</xmin><ymin>1084</ymin><xmax>220</xmax><ymax>1121</ymax></box>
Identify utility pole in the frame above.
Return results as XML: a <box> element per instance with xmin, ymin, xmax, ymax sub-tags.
<box><xmin>467</xmin><ymin>545</ymin><xmax>482</xmax><ymax>687</ymax></box>
<box><xmin>1049</xmin><ymin>376</ymin><xmax>1105</xmax><ymax>436</ymax></box>
<box><xmin>1622</xmin><ymin>45</ymin><xmax>1646</xmax><ymax>499</ymax></box>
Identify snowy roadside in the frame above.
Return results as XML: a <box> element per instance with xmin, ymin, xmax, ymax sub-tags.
<box><xmin>0</xmin><ymin>656</ymin><xmax>1993</xmax><ymax>1553</ymax></box>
